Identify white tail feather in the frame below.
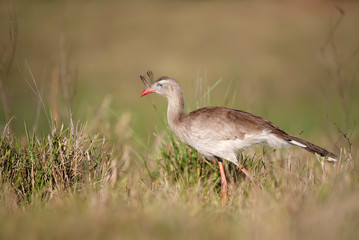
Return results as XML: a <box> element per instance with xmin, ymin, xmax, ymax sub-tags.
<box><xmin>327</xmin><ymin>156</ymin><xmax>337</xmax><ymax>162</ymax></box>
<box><xmin>290</xmin><ymin>140</ymin><xmax>307</xmax><ymax>148</ymax></box>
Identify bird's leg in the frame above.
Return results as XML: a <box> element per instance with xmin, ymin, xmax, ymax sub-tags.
<box><xmin>216</xmin><ymin>158</ymin><xmax>228</xmax><ymax>205</ymax></box>
<box><xmin>234</xmin><ymin>163</ymin><xmax>253</xmax><ymax>182</ymax></box>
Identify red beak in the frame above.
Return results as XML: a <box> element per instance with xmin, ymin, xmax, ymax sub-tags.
<box><xmin>141</xmin><ymin>88</ymin><xmax>155</xmax><ymax>97</ymax></box>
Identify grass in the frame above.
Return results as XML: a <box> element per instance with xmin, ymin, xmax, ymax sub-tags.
<box><xmin>0</xmin><ymin>121</ymin><xmax>119</xmax><ymax>205</ymax></box>
<box><xmin>0</xmin><ymin>119</ymin><xmax>357</xmax><ymax>239</ymax></box>
<box><xmin>0</xmin><ymin>100</ymin><xmax>357</xmax><ymax>239</ymax></box>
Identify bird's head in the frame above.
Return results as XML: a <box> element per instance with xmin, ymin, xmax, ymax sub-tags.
<box><xmin>140</xmin><ymin>71</ymin><xmax>180</xmax><ymax>98</ymax></box>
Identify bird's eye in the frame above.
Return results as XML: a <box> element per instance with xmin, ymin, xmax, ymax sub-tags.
<box><xmin>157</xmin><ymin>82</ymin><xmax>164</xmax><ymax>87</ymax></box>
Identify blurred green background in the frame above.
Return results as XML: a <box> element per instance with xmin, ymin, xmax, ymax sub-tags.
<box><xmin>0</xmin><ymin>0</ymin><xmax>358</xmax><ymax>145</ymax></box>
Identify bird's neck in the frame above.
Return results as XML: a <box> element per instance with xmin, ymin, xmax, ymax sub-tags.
<box><xmin>166</xmin><ymin>90</ymin><xmax>185</xmax><ymax>128</ymax></box>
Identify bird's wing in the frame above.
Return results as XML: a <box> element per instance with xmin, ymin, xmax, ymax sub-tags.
<box><xmin>181</xmin><ymin>106</ymin><xmax>290</xmax><ymax>141</ymax></box>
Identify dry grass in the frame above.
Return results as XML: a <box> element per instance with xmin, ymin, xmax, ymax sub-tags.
<box><xmin>0</xmin><ymin>123</ymin><xmax>357</xmax><ymax>240</ymax></box>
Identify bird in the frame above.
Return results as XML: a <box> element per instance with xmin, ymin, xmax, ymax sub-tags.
<box><xmin>140</xmin><ymin>71</ymin><xmax>337</xmax><ymax>204</ymax></box>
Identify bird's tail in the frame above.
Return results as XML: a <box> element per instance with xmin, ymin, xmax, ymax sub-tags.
<box><xmin>288</xmin><ymin>136</ymin><xmax>337</xmax><ymax>162</ymax></box>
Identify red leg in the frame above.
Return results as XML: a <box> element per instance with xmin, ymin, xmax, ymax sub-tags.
<box><xmin>234</xmin><ymin>163</ymin><xmax>253</xmax><ymax>182</ymax></box>
<box><xmin>217</xmin><ymin>159</ymin><xmax>228</xmax><ymax>205</ymax></box>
